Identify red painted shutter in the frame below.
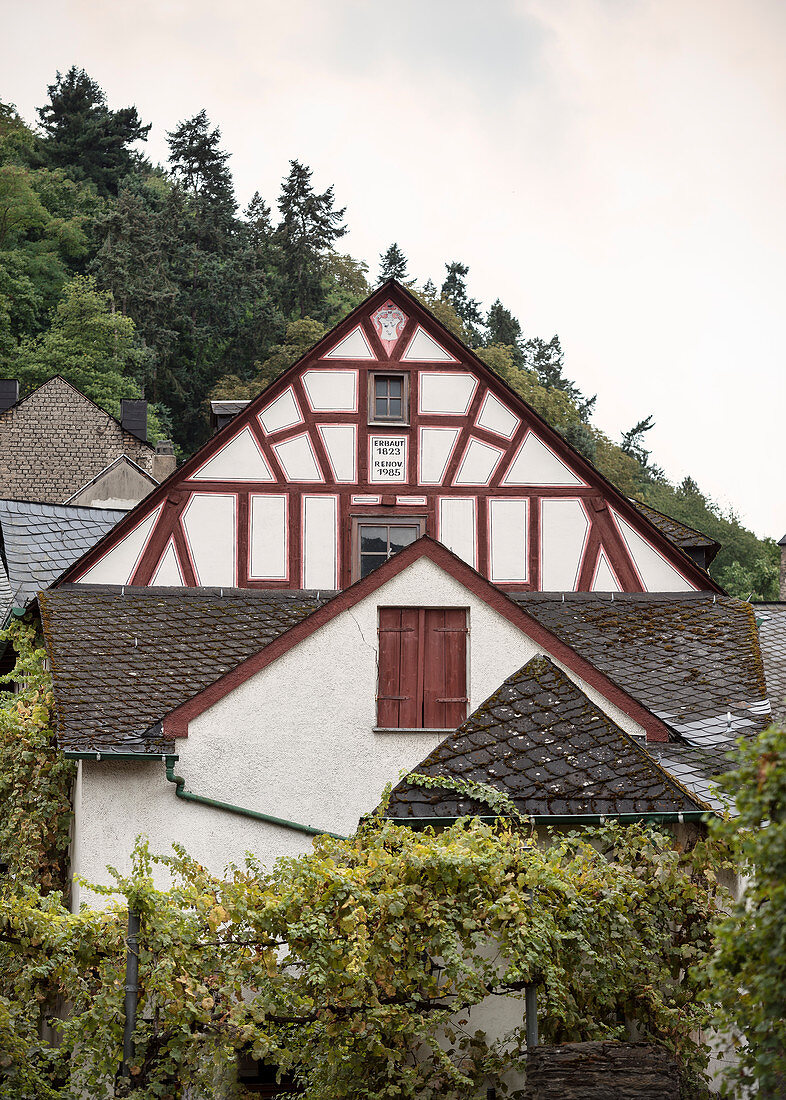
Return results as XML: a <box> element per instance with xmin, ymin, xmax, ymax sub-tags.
<box><xmin>422</xmin><ymin>608</ymin><xmax>468</xmax><ymax>728</ymax></box>
<box><xmin>377</xmin><ymin>608</ymin><xmax>420</xmax><ymax>727</ymax></box>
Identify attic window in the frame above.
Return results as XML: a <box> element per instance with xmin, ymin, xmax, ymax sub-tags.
<box><xmin>352</xmin><ymin>516</ymin><xmax>425</xmax><ymax>580</ymax></box>
<box><xmin>369</xmin><ymin>372</ymin><xmax>408</xmax><ymax>424</ymax></box>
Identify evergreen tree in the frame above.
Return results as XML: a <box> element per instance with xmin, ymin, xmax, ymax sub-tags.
<box><xmin>275</xmin><ymin>160</ymin><xmax>346</xmax><ymax>318</ymax></box>
<box><xmin>378</xmin><ymin>242</ymin><xmax>408</xmax><ymax>283</ymax></box>
<box><xmin>167</xmin><ymin>109</ymin><xmax>236</xmax><ymax>224</ymax></box>
<box><xmin>523</xmin><ymin>334</ymin><xmax>596</xmax><ymax>421</ymax></box>
<box><xmin>485</xmin><ymin>299</ymin><xmax>524</xmax><ymax>365</ymax></box>
<box><xmin>441</xmin><ymin>261</ymin><xmax>482</xmax><ymax>343</ymax></box>
<box><xmin>621</xmin><ymin>414</ymin><xmax>656</xmax><ymax>466</ymax></box>
<box><xmin>37</xmin><ymin>68</ymin><xmax>150</xmax><ymax>196</ymax></box>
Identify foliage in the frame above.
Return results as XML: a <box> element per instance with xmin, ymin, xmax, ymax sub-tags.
<box><xmin>37</xmin><ymin>67</ymin><xmax>150</xmax><ymax>197</ymax></box>
<box><xmin>252</xmin><ymin>317</ymin><xmax>327</xmax><ymax>394</ymax></box>
<box><xmin>0</xmin><ymin>618</ymin><xmax>74</xmax><ymax>895</ymax></box>
<box><xmin>441</xmin><ymin>261</ymin><xmax>483</xmax><ymax>344</ymax></box>
<box><xmin>0</xmin><ymin>799</ymin><xmax>731</xmax><ymax>1098</ymax></box>
<box><xmin>378</xmin><ymin>242</ymin><xmax>408</xmax><ymax>283</ymax></box>
<box><xmin>704</xmin><ymin>725</ymin><xmax>786</xmax><ymax>1096</ymax></box>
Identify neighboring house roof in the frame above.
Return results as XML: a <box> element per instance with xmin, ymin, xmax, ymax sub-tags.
<box><xmin>0</xmin><ymin>499</ymin><xmax>125</xmax><ymax>621</ymax></box>
<box><xmin>386</xmin><ymin>655</ymin><xmax>705</xmax><ymax>820</ymax></box>
<box><xmin>629</xmin><ymin>499</ymin><xmax>720</xmax><ymax>563</ymax></box>
<box><xmin>752</xmin><ymin>602</ymin><xmax>786</xmax><ymax>724</ymax></box>
<box><xmin>515</xmin><ymin>592</ymin><xmax>769</xmax><ymax>745</ymax></box>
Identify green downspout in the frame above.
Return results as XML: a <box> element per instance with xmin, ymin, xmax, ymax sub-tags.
<box><xmin>164</xmin><ymin>756</ymin><xmax>347</xmax><ymax>840</ymax></box>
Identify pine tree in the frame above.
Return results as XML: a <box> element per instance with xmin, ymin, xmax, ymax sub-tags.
<box><xmin>440</xmin><ymin>261</ymin><xmax>482</xmax><ymax>344</ymax></box>
<box><xmin>621</xmin><ymin>415</ymin><xmax>656</xmax><ymax>467</ymax></box>
<box><xmin>523</xmin><ymin>335</ymin><xmax>596</xmax><ymax>422</ymax></box>
<box><xmin>275</xmin><ymin>160</ymin><xmax>346</xmax><ymax>318</ymax></box>
<box><xmin>378</xmin><ymin>242</ymin><xmax>408</xmax><ymax>283</ymax></box>
<box><xmin>37</xmin><ymin>68</ymin><xmax>150</xmax><ymax>196</ymax></box>
<box><xmin>485</xmin><ymin>299</ymin><xmax>524</xmax><ymax>365</ymax></box>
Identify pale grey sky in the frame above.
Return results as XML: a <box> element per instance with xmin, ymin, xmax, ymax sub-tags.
<box><xmin>6</xmin><ymin>0</ymin><xmax>785</xmax><ymax>537</ymax></box>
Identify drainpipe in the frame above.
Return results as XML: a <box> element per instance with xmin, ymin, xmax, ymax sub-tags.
<box><xmin>121</xmin><ymin>907</ymin><xmax>140</xmax><ymax>1082</ymax></box>
<box><xmin>163</xmin><ymin>757</ymin><xmax>347</xmax><ymax>840</ymax></box>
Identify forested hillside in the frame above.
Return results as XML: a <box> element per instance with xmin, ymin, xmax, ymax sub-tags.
<box><xmin>0</xmin><ymin>68</ymin><xmax>777</xmax><ymax>597</ymax></box>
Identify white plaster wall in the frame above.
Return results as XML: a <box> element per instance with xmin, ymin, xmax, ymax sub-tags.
<box><xmin>74</xmin><ymin>556</ymin><xmax>647</xmax><ymax>902</ymax></box>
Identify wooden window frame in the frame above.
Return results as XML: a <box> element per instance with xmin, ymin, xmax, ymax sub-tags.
<box><xmin>368</xmin><ymin>371</ymin><xmax>410</xmax><ymax>426</ymax></box>
<box><xmin>351</xmin><ymin>515</ymin><xmax>426</xmax><ymax>583</ymax></box>
<box><xmin>376</xmin><ymin>606</ymin><xmax>469</xmax><ymax>731</ymax></box>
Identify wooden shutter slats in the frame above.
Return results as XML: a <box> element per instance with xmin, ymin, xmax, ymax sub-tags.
<box><xmin>377</xmin><ymin>607</ymin><xmax>468</xmax><ymax>729</ymax></box>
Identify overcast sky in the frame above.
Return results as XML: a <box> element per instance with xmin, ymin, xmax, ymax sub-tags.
<box><xmin>6</xmin><ymin>0</ymin><xmax>785</xmax><ymax>537</ymax></box>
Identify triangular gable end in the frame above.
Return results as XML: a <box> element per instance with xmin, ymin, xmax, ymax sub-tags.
<box><xmin>161</xmin><ymin>536</ymin><xmax>673</xmax><ymax>744</ymax></box>
<box><xmin>53</xmin><ymin>280</ymin><xmax>722</xmax><ymax>594</ymax></box>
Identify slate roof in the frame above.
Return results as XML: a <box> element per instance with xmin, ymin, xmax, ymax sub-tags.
<box><xmin>629</xmin><ymin>499</ymin><xmax>720</xmax><ymax>560</ymax></box>
<box><xmin>515</xmin><ymin>592</ymin><xmax>770</xmax><ymax>746</ymax></box>
<box><xmin>752</xmin><ymin>602</ymin><xmax>786</xmax><ymax>724</ymax></box>
<box><xmin>0</xmin><ymin>499</ymin><xmax>125</xmax><ymax>621</ymax></box>
<box><xmin>39</xmin><ymin>586</ymin><xmax>330</xmax><ymax>752</ymax></box>
<box><xmin>386</xmin><ymin>656</ymin><xmax>705</xmax><ymax>820</ymax></box>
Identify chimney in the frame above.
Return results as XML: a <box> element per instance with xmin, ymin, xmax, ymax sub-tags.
<box><xmin>0</xmin><ymin>380</ymin><xmax>19</xmax><ymax>413</ymax></box>
<box><xmin>779</xmin><ymin>534</ymin><xmax>786</xmax><ymax>600</ymax></box>
<box><xmin>121</xmin><ymin>399</ymin><xmax>148</xmax><ymax>442</ymax></box>
<box><xmin>153</xmin><ymin>439</ymin><xmax>177</xmax><ymax>483</ymax></box>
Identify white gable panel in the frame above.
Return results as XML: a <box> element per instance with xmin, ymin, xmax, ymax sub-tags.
<box><xmin>611</xmin><ymin>511</ymin><xmax>696</xmax><ymax>592</ymax></box>
<box><xmin>419</xmin><ymin>372</ymin><xmax>478</xmax><ymax>415</ymax></box>
<box><xmin>476</xmin><ymin>392</ymin><xmax>520</xmax><ymax>439</ymax></box>
<box><xmin>438</xmin><ymin>497</ymin><xmax>476</xmax><ymax>567</ymax></box>
<box><xmin>591</xmin><ymin>549</ymin><xmax>621</xmax><ymax>592</ymax></box>
<box><xmin>303</xmin><ymin>495</ymin><xmax>337</xmax><ymax>587</ymax></box>
<box><xmin>272</xmin><ymin>434</ymin><xmax>322</xmax><ymax>481</ymax></box>
<box><xmin>419</xmin><ymin>427</ymin><xmax>459</xmax><ymax>484</ymax></box>
<box><xmin>322</xmin><ymin>326</ymin><xmax>374</xmax><ymax>360</ymax></box>
<box><xmin>258</xmin><ymin>388</ymin><xmax>302</xmax><ymax>435</ymax></box>
<box><xmin>302</xmin><ymin>370</ymin><xmax>358</xmax><ymax>411</ymax></box>
<box><xmin>403</xmin><ymin>326</ymin><xmax>456</xmax><ymax>362</ymax></box>
<box><xmin>182</xmin><ymin>494</ymin><xmax>236</xmax><ymax>586</ymax></box>
<box><xmin>454</xmin><ymin>438</ymin><xmax>504</xmax><ymax>485</ymax></box>
<box><xmin>318</xmin><ymin>424</ymin><xmax>356</xmax><ymax>481</ymax></box>
<box><xmin>78</xmin><ymin>505</ymin><xmax>162</xmax><ymax>584</ymax></box>
<box><xmin>503</xmin><ymin>432</ymin><xmax>585</xmax><ymax>487</ymax></box>
<box><xmin>150</xmin><ymin>540</ymin><xmax>185</xmax><ymax>586</ymax></box>
<box><xmin>250</xmin><ymin>495</ymin><xmax>288</xmax><ymax>580</ymax></box>
<box><xmin>192</xmin><ymin>426</ymin><xmax>273</xmax><ymax>482</ymax></box>
<box><xmin>489</xmin><ymin>499</ymin><xmax>528</xmax><ymax>583</ymax></box>
<box><xmin>540</xmin><ymin>499</ymin><xmax>589</xmax><ymax>591</ymax></box>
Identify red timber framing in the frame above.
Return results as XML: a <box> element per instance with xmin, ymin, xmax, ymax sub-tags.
<box><xmin>162</xmin><ymin>537</ymin><xmax>672</xmax><ymax>743</ymax></box>
<box><xmin>55</xmin><ymin>280</ymin><xmax>721</xmax><ymax>595</ymax></box>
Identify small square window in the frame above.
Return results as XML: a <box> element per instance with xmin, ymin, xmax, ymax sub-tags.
<box><xmin>369</xmin><ymin>372</ymin><xmax>409</xmax><ymax>424</ymax></box>
<box><xmin>351</xmin><ymin>516</ymin><xmax>425</xmax><ymax>581</ymax></box>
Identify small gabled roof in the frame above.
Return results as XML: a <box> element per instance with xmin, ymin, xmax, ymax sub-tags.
<box><xmin>63</xmin><ymin>455</ymin><xmax>158</xmax><ymax>505</ymax></box>
<box><xmin>0</xmin><ymin>498</ymin><xmax>125</xmax><ymax>616</ymax></box>
<box><xmin>386</xmin><ymin>655</ymin><xmax>705</xmax><ymax>820</ymax></box>
<box><xmin>629</xmin><ymin>499</ymin><xmax>720</xmax><ymax>563</ymax></box>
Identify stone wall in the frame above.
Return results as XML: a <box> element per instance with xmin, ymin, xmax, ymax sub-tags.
<box><xmin>0</xmin><ymin>377</ymin><xmax>156</xmax><ymax>503</ymax></box>
<box><xmin>524</xmin><ymin>1041</ymin><xmax>681</xmax><ymax>1100</ymax></box>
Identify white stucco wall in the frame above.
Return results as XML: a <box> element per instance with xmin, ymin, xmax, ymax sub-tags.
<box><xmin>73</xmin><ymin>555</ymin><xmax>648</xmax><ymax>904</ymax></box>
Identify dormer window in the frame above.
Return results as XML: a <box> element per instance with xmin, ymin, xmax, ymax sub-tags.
<box><xmin>369</xmin><ymin>372</ymin><xmax>409</xmax><ymax>424</ymax></box>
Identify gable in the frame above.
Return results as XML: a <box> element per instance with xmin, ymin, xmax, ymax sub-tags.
<box><xmin>57</xmin><ymin>284</ymin><xmax>717</xmax><ymax>594</ymax></box>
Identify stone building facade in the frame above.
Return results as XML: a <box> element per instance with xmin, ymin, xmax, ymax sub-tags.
<box><xmin>0</xmin><ymin>377</ymin><xmax>171</xmax><ymax>504</ymax></box>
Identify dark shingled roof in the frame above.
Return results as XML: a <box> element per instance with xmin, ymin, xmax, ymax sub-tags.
<box><xmin>514</xmin><ymin>592</ymin><xmax>770</xmax><ymax>746</ymax></box>
<box><xmin>629</xmin><ymin>499</ymin><xmax>720</xmax><ymax>560</ymax></box>
<box><xmin>0</xmin><ymin>499</ymin><xmax>125</xmax><ymax>619</ymax></box>
<box><xmin>752</xmin><ymin>602</ymin><xmax>786</xmax><ymax>724</ymax></box>
<box><xmin>39</xmin><ymin>585</ymin><xmax>330</xmax><ymax>752</ymax></box>
<box><xmin>386</xmin><ymin>656</ymin><xmax>704</xmax><ymax>819</ymax></box>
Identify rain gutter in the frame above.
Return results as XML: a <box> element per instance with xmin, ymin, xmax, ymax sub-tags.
<box><xmin>397</xmin><ymin>810</ymin><xmax>712</xmax><ymax>828</ymax></box>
